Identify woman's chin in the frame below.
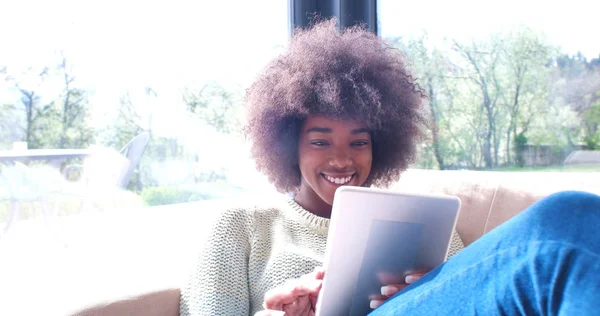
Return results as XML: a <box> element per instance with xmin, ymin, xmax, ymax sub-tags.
<box><xmin>315</xmin><ymin>191</ymin><xmax>335</xmax><ymax>207</ymax></box>
<box><xmin>324</xmin><ymin>190</ymin><xmax>339</xmax><ymax>206</ymax></box>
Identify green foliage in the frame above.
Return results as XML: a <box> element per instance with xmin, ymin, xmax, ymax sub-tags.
<box><xmin>55</xmin><ymin>58</ymin><xmax>96</xmax><ymax>149</ymax></box>
<box><xmin>556</xmin><ymin>53</ymin><xmax>589</xmax><ymax>79</ymax></box>
<box><xmin>583</xmin><ymin>133</ymin><xmax>600</xmax><ymax>150</ymax></box>
<box><xmin>513</xmin><ymin>131</ymin><xmax>528</xmax><ymax>167</ymax></box>
<box><xmin>582</xmin><ymin>100</ymin><xmax>600</xmax><ymax>149</ymax></box>
<box><xmin>183</xmin><ymin>82</ymin><xmax>243</xmax><ymax>134</ymax></box>
<box><xmin>0</xmin><ymin>56</ymin><xmax>95</xmax><ymax>150</ymax></box>
<box><xmin>514</xmin><ymin>131</ymin><xmax>528</xmax><ymax>147</ymax></box>
<box><xmin>388</xmin><ymin>25</ymin><xmax>595</xmax><ymax>169</ymax></box>
<box><xmin>557</xmin><ymin>59</ymin><xmax>600</xmax><ymax>140</ymax></box>
<box><xmin>0</xmin><ymin>103</ymin><xmax>18</xmax><ymax>149</ymax></box>
<box><xmin>141</xmin><ymin>186</ymin><xmax>209</xmax><ymax>206</ymax></box>
<box><xmin>101</xmin><ymin>91</ymin><xmax>144</xmax><ymax>149</ymax></box>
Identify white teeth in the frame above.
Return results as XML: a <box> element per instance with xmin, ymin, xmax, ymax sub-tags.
<box><xmin>324</xmin><ymin>175</ymin><xmax>353</xmax><ymax>185</ymax></box>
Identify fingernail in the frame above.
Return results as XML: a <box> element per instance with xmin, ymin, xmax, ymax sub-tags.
<box><xmin>370</xmin><ymin>300</ymin><xmax>382</xmax><ymax>309</ymax></box>
<box><xmin>381</xmin><ymin>285</ymin><xmax>399</xmax><ymax>296</ymax></box>
<box><xmin>405</xmin><ymin>275</ymin><xmax>419</xmax><ymax>284</ymax></box>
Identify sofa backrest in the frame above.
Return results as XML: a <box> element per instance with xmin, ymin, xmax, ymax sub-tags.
<box><xmin>391</xmin><ymin>170</ymin><xmax>600</xmax><ymax>246</ymax></box>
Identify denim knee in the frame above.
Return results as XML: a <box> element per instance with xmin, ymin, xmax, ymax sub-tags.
<box><xmin>519</xmin><ymin>190</ymin><xmax>600</xmax><ymax>238</ymax></box>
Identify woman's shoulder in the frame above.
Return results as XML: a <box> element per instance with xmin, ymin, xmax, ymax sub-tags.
<box><xmin>202</xmin><ymin>197</ymin><xmax>289</xmax><ymax>244</ymax></box>
<box><xmin>214</xmin><ymin>195</ymin><xmax>290</xmax><ymax>225</ymax></box>
<box><xmin>198</xmin><ymin>199</ymin><xmax>281</xmax><ymax>247</ymax></box>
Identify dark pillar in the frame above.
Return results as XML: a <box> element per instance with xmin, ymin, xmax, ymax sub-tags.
<box><xmin>288</xmin><ymin>0</ymin><xmax>377</xmax><ymax>36</ymax></box>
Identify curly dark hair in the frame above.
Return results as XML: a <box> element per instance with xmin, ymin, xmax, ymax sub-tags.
<box><xmin>244</xmin><ymin>19</ymin><xmax>429</xmax><ymax>193</ymax></box>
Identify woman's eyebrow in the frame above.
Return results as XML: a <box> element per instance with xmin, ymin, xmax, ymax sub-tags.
<box><xmin>306</xmin><ymin>127</ymin><xmax>332</xmax><ymax>133</ymax></box>
<box><xmin>351</xmin><ymin>127</ymin><xmax>370</xmax><ymax>135</ymax></box>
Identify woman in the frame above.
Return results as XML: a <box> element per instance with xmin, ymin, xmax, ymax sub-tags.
<box><xmin>179</xmin><ymin>19</ymin><xmax>464</xmax><ymax>315</ymax></box>
<box><xmin>181</xmin><ymin>20</ymin><xmax>600</xmax><ymax>316</ymax></box>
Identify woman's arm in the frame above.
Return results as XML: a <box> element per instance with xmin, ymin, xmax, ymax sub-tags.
<box><xmin>180</xmin><ymin>208</ymin><xmax>254</xmax><ymax>316</ymax></box>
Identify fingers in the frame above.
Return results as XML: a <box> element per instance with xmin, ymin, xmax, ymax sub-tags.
<box><xmin>301</xmin><ymin>295</ymin><xmax>312</xmax><ymax>314</ymax></box>
<box><xmin>371</xmin><ymin>270</ymin><xmax>432</xmax><ymax>310</ymax></box>
<box><xmin>371</xmin><ymin>283</ymin><xmax>407</xmax><ymax>310</ymax></box>
<box><xmin>264</xmin><ymin>278</ymin><xmax>323</xmax><ymax>310</ymax></box>
<box><xmin>378</xmin><ymin>271</ymin><xmax>427</xmax><ymax>299</ymax></box>
<box><xmin>380</xmin><ymin>283</ymin><xmax>408</xmax><ymax>297</ymax></box>
<box><xmin>370</xmin><ymin>299</ymin><xmax>385</xmax><ymax>309</ymax></box>
<box><xmin>307</xmin><ymin>267</ymin><xmax>325</xmax><ymax>310</ymax></box>
<box><xmin>405</xmin><ymin>271</ymin><xmax>426</xmax><ymax>284</ymax></box>
<box><xmin>283</xmin><ymin>294</ymin><xmax>310</xmax><ymax>314</ymax></box>
<box><xmin>312</xmin><ymin>266</ymin><xmax>325</xmax><ymax>280</ymax></box>
<box><xmin>263</xmin><ymin>267</ymin><xmax>326</xmax><ymax>311</ymax></box>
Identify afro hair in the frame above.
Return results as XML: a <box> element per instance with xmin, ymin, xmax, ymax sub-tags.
<box><xmin>244</xmin><ymin>19</ymin><xmax>429</xmax><ymax>193</ymax></box>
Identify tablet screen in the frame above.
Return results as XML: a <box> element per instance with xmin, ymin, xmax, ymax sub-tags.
<box><xmin>349</xmin><ymin>219</ymin><xmax>424</xmax><ymax>315</ymax></box>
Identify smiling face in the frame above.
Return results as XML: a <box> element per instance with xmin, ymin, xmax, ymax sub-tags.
<box><xmin>294</xmin><ymin>116</ymin><xmax>373</xmax><ymax>217</ymax></box>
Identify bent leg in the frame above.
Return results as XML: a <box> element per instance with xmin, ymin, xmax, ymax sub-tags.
<box><xmin>370</xmin><ymin>191</ymin><xmax>600</xmax><ymax>316</ymax></box>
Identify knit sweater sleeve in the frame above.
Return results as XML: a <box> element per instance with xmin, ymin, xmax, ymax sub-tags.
<box><xmin>180</xmin><ymin>208</ymin><xmax>254</xmax><ymax>316</ymax></box>
<box><xmin>447</xmin><ymin>229</ymin><xmax>465</xmax><ymax>259</ymax></box>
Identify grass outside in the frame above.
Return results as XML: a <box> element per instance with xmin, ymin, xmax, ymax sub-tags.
<box><xmin>489</xmin><ymin>164</ymin><xmax>600</xmax><ymax>172</ymax></box>
<box><xmin>0</xmin><ymin>190</ymin><xmax>144</xmax><ymax>223</ymax></box>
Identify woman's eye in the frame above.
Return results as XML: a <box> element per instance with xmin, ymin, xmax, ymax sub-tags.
<box><xmin>352</xmin><ymin>140</ymin><xmax>369</xmax><ymax>147</ymax></box>
<box><xmin>310</xmin><ymin>140</ymin><xmax>329</xmax><ymax>146</ymax></box>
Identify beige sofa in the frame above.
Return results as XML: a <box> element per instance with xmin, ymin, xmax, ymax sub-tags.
<box><xmin>69</xmin><ymin>169</ymin><xmax>600</xmax><ymax>316</ymax></box>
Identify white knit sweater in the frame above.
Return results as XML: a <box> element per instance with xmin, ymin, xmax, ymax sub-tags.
<box><xmin>179</xmin><ymin>198</ymin><xmax>464</xmax><ymax>316</ymax></box>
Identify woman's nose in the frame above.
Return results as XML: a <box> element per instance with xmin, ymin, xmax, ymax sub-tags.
<box><xmin>329</xmin><ymin>149</ymin><xmax>353</xmax><ymax>168</ymax></box>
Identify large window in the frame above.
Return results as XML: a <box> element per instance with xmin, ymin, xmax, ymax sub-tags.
<box><xmin>379</xmin><ymin>0</ymin><xmax>600</xmax><ymax>171</ymax></box>
<box><xmin>0</xmin><ymin>2</ymin><xmax>598</xmax><ymax>315</ymax></box>
<box><xmin>0</xmin><ymin>0</ymin><xmax>289</xmax><ymax>215</ymax></box>
<box><xmin>1</xmin><ymin>0</ymin><xmax>599</xmax><ymax>222</ymax></box>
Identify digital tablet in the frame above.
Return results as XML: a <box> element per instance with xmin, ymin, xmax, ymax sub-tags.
<box><xmin>315</xmin><ymin>186</ymin><xmax>461</xmax><ymax>316</ymax></box>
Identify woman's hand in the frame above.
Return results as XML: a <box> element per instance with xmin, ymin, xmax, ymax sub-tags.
<box><xmin>256</xmin><ymin>267</ymin><xmax>325</xmax><ymax>316</ymax></box>
<box><xmin>369</xmin><ymin>270</ymin><xmax>429</xmax><ymax>309</ymax></box>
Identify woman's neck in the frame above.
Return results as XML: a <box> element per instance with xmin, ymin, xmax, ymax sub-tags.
<box><xmin>294</xmin><ymin>187</ymin><xmax>332</xmax><ymax>219</ymax></box>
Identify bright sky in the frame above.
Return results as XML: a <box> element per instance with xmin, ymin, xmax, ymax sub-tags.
<box><xmin>0</xmin><ymin>0</ymin><xmax>598</xmax><ymax>139</ymax></box>
<box><xmin>379</xmin><ymin>0</ymin><xmax>599</xmax><ymax>58</ymax></box>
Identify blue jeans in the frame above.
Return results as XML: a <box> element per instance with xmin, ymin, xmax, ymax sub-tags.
<box><xmin>370</xmin><ymin>191</ymin><xmax>600</xmax><ymax>315</ymax></box>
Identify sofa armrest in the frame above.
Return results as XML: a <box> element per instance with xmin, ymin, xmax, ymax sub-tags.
<box><xmin>70</xmin><ymin>289</ymin><xmax>180</xmax><ymax>316</ymax></box>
